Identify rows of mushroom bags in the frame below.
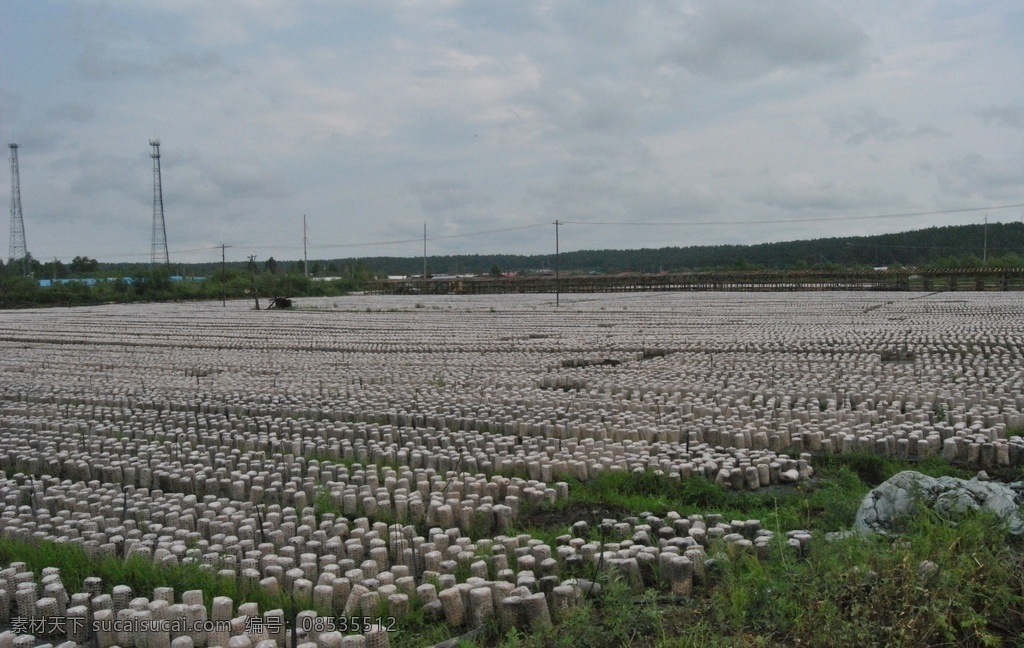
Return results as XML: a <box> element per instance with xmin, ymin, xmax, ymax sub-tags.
<box><xmin>0</xmin><ymin>291</ymin><xmax>1022</xmax><ymax>646</ymax></box>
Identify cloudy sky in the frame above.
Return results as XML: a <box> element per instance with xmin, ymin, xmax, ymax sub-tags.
<box><xmin>2</xmin><ymin>1</ymin><xmax>1023</xmax><ymax>265</ymax></box>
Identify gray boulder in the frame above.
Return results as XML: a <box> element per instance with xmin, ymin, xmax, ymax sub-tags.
<box><xmin>854</xmin><ymin>470</ymin><xmax>1024</xmax><ymax>536</ymax></box>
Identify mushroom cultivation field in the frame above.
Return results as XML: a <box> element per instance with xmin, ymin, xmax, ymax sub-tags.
<box><xmin>0</xmin><ymin>291</ymin><xmax>1023</xmax><ymax>647</ymax></box>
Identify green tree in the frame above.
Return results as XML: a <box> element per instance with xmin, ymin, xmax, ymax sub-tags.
<box><xmin>264</xmin><ymin>257</ymin><xmax>278</xmax><ymax>274</ymax></box>
<box><xmin>41</xmin><ymin>259</ymin><xmax>67</xmax><ymax>280</ymax></box>
<box><xmin>14</xmin><ymin>252</ymin><xmax>38</xmax><ymax>277</ymax></box>
<box><xmin>69</xmin><ymin>256</ymin><xmax>99</xmax><ymax>275</ymax></box>
<box><xmin>132</xmin><ymin>267</ymin><xmax>172</xmax><ymax>298</ymax></box>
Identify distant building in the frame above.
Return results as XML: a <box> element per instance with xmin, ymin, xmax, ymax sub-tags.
<box><xmin>38</xmin><ymin>276</ymin><xmax>202</xmax><ymax>288</ymax></box>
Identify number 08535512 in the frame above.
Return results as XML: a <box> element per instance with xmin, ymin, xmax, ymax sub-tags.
<box><xmin>298</xmin><ymin>616</ymin><xmax>398</xmax><ymax>633</ymax></box>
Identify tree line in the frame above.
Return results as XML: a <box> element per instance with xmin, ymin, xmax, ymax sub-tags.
<box><xmin>2</xmin><ymin>222</ymin><xmax>1022</xmax><ymax>307</ymax></box>
<box><xmin>0</xmin><ymin>255</ymin><xmax>371</xmax><ymax>308</ymax></box>
<box><xmin>338</xmin><ymin>222</ymin><xmax>1024</xmax><ymax>276</ymax></box>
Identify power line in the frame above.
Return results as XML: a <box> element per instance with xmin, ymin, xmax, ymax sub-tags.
<box><xmin>562</xmin><ymin>203</ymin><xmax>1024</xmax><ymax>226</ymax></box>
<box><xmin>181</xmin><ymin>222</ymin><xmax>551</xmax><ymax>254</ymax></box>
<box><xmin>64</xmin><ymin>222</ymin><xmax>553</xmax><ymax>261</ymax></box>
<box><xmin>90</xmin><ymin>245</ymin><xmax>224</xmax><ymax>261</ymax></box>
<box><xmin>35</xmin><ymin>202</ymin><xmax>1024</xmax><ymax>263</ymax></box>
<box><xmin>844</xmin><ymin>242</ymin><xmax>1022</xmax><ymax>251</ymax></box>
<box><xmin>307</xmin><ymin>221</ymin><xmax>550</xmax><ymax>249</ymax></box>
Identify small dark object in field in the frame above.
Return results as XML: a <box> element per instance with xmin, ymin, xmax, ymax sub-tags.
<box><xmin>561</xmin><ymin>357</ymin><xmax>622</xmax><ymax>368</ymax></box>
<box><xmin>880</xmin><ymin>346</ymin><xmax>914</xmax><ymax>362</ymax></box>
<box><xmin>641</xmin><ymin>348</ymin><xmax>673</xmax><ymax>360</ymax></box>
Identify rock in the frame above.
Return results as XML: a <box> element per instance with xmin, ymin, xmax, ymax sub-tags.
<box><xmin>780</xmin><ymin>469</ymin><xmax>800</xmax><ymax>483</ymax></box>
<box><xmin>854</xmin><ymin>471</ymin><xmax>1024</xmax><ymax>537</ymax></box>
<box><xmin>422</xmin><ymin>599</ymin><xmax>445</xmax><ymax>620</ymax></box>
<box><xmin>561</xmin><ymin>578</ymin><xmax>601</xmax><ymax>597</ymax></box>
<box><xmin>564</xmin><ymin>555</ymin><xmax>585</xmax><ymax>572</ymax></box>
<box><xmin>916</xmin><ymin>560</ymin><xmax>939</xmax><ymax>584</ymax></box>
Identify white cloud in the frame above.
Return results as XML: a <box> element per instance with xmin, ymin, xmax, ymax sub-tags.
<box><xmin>979</xmin><ymin>105</ymin><xmax>1024</xmax><ymax>130</ymax></box>
<box><xmin>663</xmin><ymin>0</ymin><xmax>868</xmax><ymax>79</ymax></box>
<box><xmin>1</xmin><ymin>0</ymin><xmax>1022</xmax><ymax>263</ymax></box>
<box><xmin>938</xmin><ymin>153</ymin><xmax>1024</xmax><ymax>201</ymax></box>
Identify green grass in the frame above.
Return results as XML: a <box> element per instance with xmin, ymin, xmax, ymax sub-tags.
<box><xmin>675</xmin><ymin>511</ymin><xmax>1024</xmax><ymax>647</ymax></box>
<box><xmin>0</xmin><ymin>538</ymin><xmax>454</xmax><ymax>641</ymax></box>
<box><xmin>3</xmin><ymin>453</ymin><xmax>1019</xmax><ymax>648</ymax></box>
<box><xmin>0</xmin><ymin>538</ymin><xmax>278</xmax><ymax>610</ymax></box>
<box><xmin>479</xmin><ymin>511</ymin><xmax>1024</xmax><ymax>648</ymax></box>
<box><xmin>485</xmin><ymin>454</ymin><xmax>1023</xmax><ymax>648</ymax></box>
<box><xmin>513</xmin><ymin>453</ymin><xmax>976</xmax><ymax>538</ymax></box>
<box><xmin>495</xmin><ymin>578</ymin><xmax>664</xmax><ymax>648</ymax></box>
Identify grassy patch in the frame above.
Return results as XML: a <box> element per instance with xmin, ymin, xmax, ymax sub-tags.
<box><xmin>495</xmin><ymin>578</ymin><xmax>665</xmax><ymax>648</ymax></box>
<box><xmin>805</xmin><ymin>452</ymin><xmax>971</xmax><ymax>485</ymax></box>
<box><xmin>494</xmin><ymin>455</ymin><xmax>1023</xmax><ymax>647</ymax></box>
<box><xmin>476</xmin><ymin>512</ymin><xmax>1024</xmax><ymax>648</ymax></box>
<box><xmin>0</xmin><ymin>538</ymin><xmax>277</xmax><ymax>610</ymax></box>
<box><xmin>680</xmin><ymin>512</ymin><xmax>1024</xmax><ymax>647</ymax></box>
<box><xmin>517</xmin><ymin>454</ymin><xmax>982</xmax><ymax>539</ymax></box>
<box><xmin>1</xmin><ymin>452</ymin><xmax>1021</xmax><ymax>648</ymax></box>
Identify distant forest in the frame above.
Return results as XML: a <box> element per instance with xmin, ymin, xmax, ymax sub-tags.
<box><xmin>67</xmin><ymin>221</ymin><xmax>1024</xmax><ymax>279</ymax></box>
<box><xmin>3</xmin><ymin>222</ymin><xmax>1022</xmax><ymax>307</ymax></box>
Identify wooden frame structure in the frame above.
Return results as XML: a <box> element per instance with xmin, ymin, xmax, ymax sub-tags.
<box><xmin>366</xmin><ymin>268</ymin><xmax>1024</xmax><ymax>295</ymax></box>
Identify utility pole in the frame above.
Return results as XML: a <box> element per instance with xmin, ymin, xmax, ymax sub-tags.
<box><xmin>303</xmin><ymin>215</ymin><xmax>309</xmax><ymax>277</ymax></box>
<box><xmin>219</xmin><ymin>244</ymin><xmax>232</xmax><ymax>307</ymax></box>
<box><xmin>248</xmin><ymin>254</ymin><xmax>260</xmax><ymax>310</ymax></box>
<box><xmin>554</xmin><ymin>219</ymin><xmax>561</xmax><ymax>307</ymax></box>
<box><xmin>423</xmin><ymin>221</ymin><xmax>427</xmax><ymax>280</ymax></box>
<box><xmin>983</xmin><ymin>215</ymin><xmax>988</xmax><ymax>263</ymax></box>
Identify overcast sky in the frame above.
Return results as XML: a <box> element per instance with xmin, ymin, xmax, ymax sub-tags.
<box><xmin>2</xmin><ymin>1</ymin><xmax>1023</xmax><ymax>265</ymax></box>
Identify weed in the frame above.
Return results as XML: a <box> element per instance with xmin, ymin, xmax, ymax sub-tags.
<box><xmin>488</xmin><ymin>510</ymin><xmax>1024</xmax><ymax>648</ymax></box>
<box><xmin>312</xmin><ymin>486</ymin><xmax>341</xmax><ymax>517</ymax></box>
<box><xmin>0</xmin><ymin>538</ymin><xmax>281</xmax><ymax>612</ymax></box>
<box><xmin>428</xmin><ymin>372</ymin><xmax>446</xmax><ymax>388</ymax></box>
<box><xmin>14</xmin><ymin>454</ymin><xmax>1005</xmax><ymax>648</ymax></box>
<box><xmin>516</xmin><ymin>455</ymin><xmax>976</xmax><ymax>541</ymax></box>
<box><xmin>489</xmin><ymin>578</ymin><xmax>663</xmax><ymax>648</ymax></box>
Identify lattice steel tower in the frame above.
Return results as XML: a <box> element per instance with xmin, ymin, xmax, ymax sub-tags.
<box><xmin>8</xmin><ymin>144</ymin><xmax>28</xmax><ymax>275</ymax></box>
<box><xmin>150</xmin><ymin>139</ymin><xmax>169</xmax><ymax>267</ymax></box>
